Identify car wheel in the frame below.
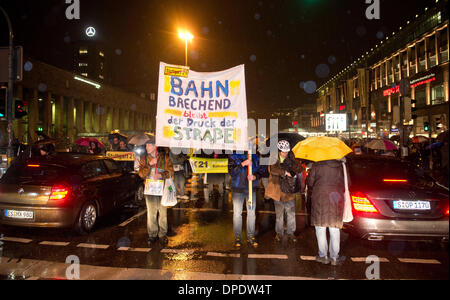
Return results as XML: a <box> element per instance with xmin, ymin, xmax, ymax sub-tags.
<box><xmin>74</xmin><ymin>201</ymin><xmax>98</xmax><ymax>235</ymax></box>
<box><xmin>134</xmin><ymin>184</ymin><xmax>145</xmax><ymax>207</ymax></box>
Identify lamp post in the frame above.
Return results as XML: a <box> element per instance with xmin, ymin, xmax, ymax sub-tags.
<box><xmin>178</xmin><ymin>30</ymin><xmax>193</xmax><ymax>67</ymax></box>
<box><xmin>0</xmin><ymin>6</ymin><xmax>14</xmax><ymax>167</ymax></box>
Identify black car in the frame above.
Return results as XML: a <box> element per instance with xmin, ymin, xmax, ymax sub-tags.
<box><xmin>0</xmin><ymin>153</ymin><xmax>143</xmax><ymax>234</ymax></box>
<box><xmin>344</xmin><ymin>155</ymin><xmax>449</xmax><ymax>242</ymax></box>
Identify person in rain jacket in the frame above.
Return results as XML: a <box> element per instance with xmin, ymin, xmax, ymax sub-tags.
<box><xmin>306</xmin><ymin>159</ymin><xmax>346</xmax><ymax>266</ymax></box>
<box><xmin>265</xmin><ymin>140</ymin><xmax>303</xmax><ymax>244</ymax></box>
<box><xmin>138</xmin><ymin>137</ymin><xmax>174</xmax><ymax>246</ymax></box>
<box><xmin>228</xmin><ymin>152</ymin><xmax>268</xmax><ymax>248</ymax></box>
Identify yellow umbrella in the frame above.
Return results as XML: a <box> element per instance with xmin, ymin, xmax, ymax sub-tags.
<box><xmin>292</xmin><ymin>136</ymin><xmax>353</xmax><ymax>162</ymax></box>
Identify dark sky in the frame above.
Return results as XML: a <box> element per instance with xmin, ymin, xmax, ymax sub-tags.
<box><xmin>0</xmin><ymin>0</ymin><xmax>439</xmax><ymax>114</ymax></box>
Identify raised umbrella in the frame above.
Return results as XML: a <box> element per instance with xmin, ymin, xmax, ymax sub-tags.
<box><xmin>75</xmin><ymin>137</ymin><xmax>104</xmax><ymax>148</ymax></box>
<box><xmin>292</xmin><ymin>136</ymin><xmax>353</xmax><ymax>162</ymax></box>
<box><xmin>412</xmin><ymin>136</ymin><xmax>429</xmax><ymax>144</ymax></box>
<box><xmin>127</xmin><ymin>133</ymin><xmax>155</xmax><ymax>146</ymax></box>
<box><xmin>365</xmin><ymin>139</ymin><xmax>398</xmax><ymax>151</ymax></box>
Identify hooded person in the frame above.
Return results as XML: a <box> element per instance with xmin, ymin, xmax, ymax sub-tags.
<box><xmin>265</xmin><ymin>140</ymin><xmax>303</xmax><ymax>244</ymax></box>
<box><xmin>138</xmin><ymin>136</ymin><xmax>174</xmax><ymax>246</ymax></box>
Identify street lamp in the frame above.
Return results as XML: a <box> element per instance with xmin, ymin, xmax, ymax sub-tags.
<box><xmin>178</xmin><ymin>30</ymin><xmax>193</xmax><ymax>67</ymax></box>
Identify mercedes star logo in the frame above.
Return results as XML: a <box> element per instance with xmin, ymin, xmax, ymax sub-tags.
<box><xmin>86</xmin><ymin>27</ymin><xmax>96</xmax><ymax>37</ymax></box>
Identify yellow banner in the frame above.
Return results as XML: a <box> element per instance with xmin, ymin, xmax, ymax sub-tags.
<box><xmin>106</xmin><ymin>151</ymin><xmax>136</xmax><ymax>162</ymax></box>
<box><xmin>189</xmin><ymin>157</ymin><xmax>229</xmax><ymax>174</ymax></box>
<box><xmin>164</xmin><ymin>66</ymin><xmax>190</xmax><ymax>78</ymax></box>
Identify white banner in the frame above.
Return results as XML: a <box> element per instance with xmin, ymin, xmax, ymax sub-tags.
<box><xmin>156</xmin><ymin>62</ymin><xmax>248</xmax><ymax>151</ymax></box>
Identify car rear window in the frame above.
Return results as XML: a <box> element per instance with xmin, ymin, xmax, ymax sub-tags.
<box><xmin>0</xmin><ymin>163</ymin><xmax>68</xmax><ymax>185</ymax></box>
<box><xmin>348</xmin><ymin>159</ymin><xmax>434</xmax><ymax>187</ymax></box>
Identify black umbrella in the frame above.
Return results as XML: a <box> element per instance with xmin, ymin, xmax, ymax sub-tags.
<box><xmin>266</xmin><ymin>132</ymin><xmax>306</xmax><ymax>149</ymax></box>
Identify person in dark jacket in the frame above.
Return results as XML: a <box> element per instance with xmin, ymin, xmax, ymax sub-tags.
<box><xmin>306</xmin><ymin>159</ymin><xmax>346</xmax><ymax>266</ymax></box>
<box><xmin>229</xmin><ymin>152</ymin><xmax>268</xmax><ymax>248</ymax></box>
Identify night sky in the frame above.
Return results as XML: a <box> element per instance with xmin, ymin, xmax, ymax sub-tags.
<box><xmin>0</xmin><ymin>0</ymin><xmax>439</xmax><ymax>115</ymax></box>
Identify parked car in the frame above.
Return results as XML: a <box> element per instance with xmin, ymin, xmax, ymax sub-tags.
<box><xmin>0</xmin><ymin>153</ymin><xmax>143</xmax><ymax>234</ymax></box>
<box><xmin>344</xmin><ymin>155</ymin><xmax>449</xmax><ymax>243</ymax></box>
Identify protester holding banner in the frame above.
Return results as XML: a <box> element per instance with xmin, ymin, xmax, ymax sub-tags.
<box><xmin>228</xmin><ymin>152</ymin><xmax>268</xmax><ymax>248</ymax></box>
<box><xmin>138</xmin><ymin>136</ymin><xmax>174</xmax><ymax>246</ymax></box>
<box><xmin>265</xmin><ymin>140</ymin><xmax>303</xmax><ymax>244</ymax></box>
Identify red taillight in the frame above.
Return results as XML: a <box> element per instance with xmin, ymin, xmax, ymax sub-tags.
<box><xmin>27</xmin><ymin>164</ymin><xmax>40</xmax><ymax>168</ymax></box>
<box><xmin>383</xmin><ymin>179</ymin><xmax>408</xmax><ymax>183</ymax></box>
<box><xmin>49</xmin><ymin>186</ymin><xmax>69</xmax><ymax>201</ymax></box>
<box><xmin>446</xmin><ymin>208</ymin><xmax>449</xmax><ymax>216</ymax></box>
<box><xmin>351</xmin><ymin>191</ymin><xmax>379</xmax><ymax>213</ymax></box>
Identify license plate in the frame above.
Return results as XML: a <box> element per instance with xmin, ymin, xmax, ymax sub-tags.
<box><xmin>393</xmin><ymin>201</ymin><xmax>431</xmax><ymax>210</ymax></box>
<box><xmin>4</xmin><ymin>210</ymin><xmax>34</xmax><ymax>220</ymax></box>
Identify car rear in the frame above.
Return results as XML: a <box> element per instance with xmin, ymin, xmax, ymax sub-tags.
<box><xmin>0</xmin><ymin>162</ymin><xmax>78</xmax><ymax>228</ymax></box>
<box><xmin>344</xmin><ymin>156</ymin><xmax>449</xmax><ymax>242</ymax></box>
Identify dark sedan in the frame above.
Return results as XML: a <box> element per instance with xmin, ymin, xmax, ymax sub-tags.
<box><xmin>344</xmin><ymin>155</ymin><xmax>449</xmax><ymax>242</ymax></box>
<box><xmin>0</xmin><ymin>153</ymin><xmax>143</xmax><ymax>234</ymax></box>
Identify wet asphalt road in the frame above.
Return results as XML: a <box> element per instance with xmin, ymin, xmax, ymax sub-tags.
<box><xmin>0</xmin><ymin>183</ymin><xmax>448</xmax><ymax>280</ymax></box>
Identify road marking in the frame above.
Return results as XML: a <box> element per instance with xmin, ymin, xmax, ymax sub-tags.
<box><xmin>398</xmin><ymin>258</ymin><xmax>441</xmax><ymax>265</ymax></box>
<box><xmin>0</xmin><ymin>237</ymin><xmax>33</xmax><ymax>244</ymax></box>
<box><xmin>207</xmin><ymin>252</ymin><xmax>241</xmax><ymax>258</ymax></box>
<box><xmin>117</xmin><ymin>247</ymin><xmax>151</xmax><ymax>253</ymax></box>
<box><xmin>118</xmin><ymin>210</ymin><xmax>146</xmax><ymax>227</ymax></box>
<box><xmin>39</xmin><ymin>241</ymin><xmax>70</xmax><ymax>247</ymax></box>
<box><xmin>77</xmin><ymin>243</ymin><xmax>110</xmax><ymax>250</ymax></box>
<box><xmin>351</xmin><ymin>257</ymin><xmax>390</xmax><ymax>263</ymax></box>
<box><xmin>161</xmin><ymin>249</ymin><xmax>195</xmax><ymax>254</ymax></box>
<box><xmin>300</xmin><ymin>256</ymin><xmax>317</xmax><ymax>261</ymax></box>
<box><xmin>248</xmin><ymin>254</ymin><xmax>288</xmax><ymax>260</ymax></box>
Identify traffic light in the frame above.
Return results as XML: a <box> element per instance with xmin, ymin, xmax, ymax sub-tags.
<box><xmin>14</xmin><ymin>100</ymin><xmax>27</xmax><ymax>119</ymax></box>
<box><xmin>0</xmin><ymin>88</ymin><xmax>6</xmax><ymax>119</ymax></box>
<box><xmin>411</xmin><ymin>99</ymin><xmax>418</xmax><ymax>120</ymax></box>
<box><xmin>424</xmin><ymin>122</ymin><xmax>430</xmax><ymax>132</ymax></box>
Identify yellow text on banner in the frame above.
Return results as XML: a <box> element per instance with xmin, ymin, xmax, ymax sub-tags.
<box><xmin>189</xmin><ymin>157</ymin><xmax>229</xmax><ymax>174</ymax></box>
<box><xmin>106</xmin><ymin>152</ymin><xmax>136</xmax><ymax>162</ymax></box>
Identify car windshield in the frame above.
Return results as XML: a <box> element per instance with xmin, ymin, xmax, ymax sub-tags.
<box><xmin>0</xmin><ymin>163</ymin><xmax>67</xmax><ymax>185</ymax></box>
<box><xmin>348</xmin><ymin>159</ymin><xmax>435</xmax><ymax>188</ymax></box>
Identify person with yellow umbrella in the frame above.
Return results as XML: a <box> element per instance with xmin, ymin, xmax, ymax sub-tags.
<box><xmin>292</xmin><ymin>137</ymin><xmax>353</xmax><ymax>266</ymax></box>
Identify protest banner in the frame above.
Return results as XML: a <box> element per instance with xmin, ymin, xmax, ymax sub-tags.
<box><xmin>106</xmin><ymin>151</ymin><xmax>135</xmax><ymax>162</ymax></box>
<box><xmin>189</xmin><ymin>157</ymin><xmax>229</xmax><ymax>174</ymax></box>
<box><xmin>156</xmin><ymin>62</ymin><xmax>249</xmax><ymax>152</ymax></box>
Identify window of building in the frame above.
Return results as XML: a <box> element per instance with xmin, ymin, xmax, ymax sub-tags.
<box><xmin>428</xmin><ymin>34</ymin><xmax>437</xmax><ymax>67</ymax></box>
<box><xmin>438</xmin><ymin>27</ymin><xmax>449</xmax><ymax>63</ymax></box>
<box><xmin>380</xmin><ymin>64</ymin><xmax>385</xmax><ymax>87</ymax></box>
<box><xmin>409</xmin><ymin>47</ymin><xmax>417</xmax><ymax>76</ymax></box>
<box><xmin>431</xmin><ymin>84</ymin><xmax>445</xmax><ymax>105</ymax></box>
<box><xmin>418</xmin><ymin>41</ymin><xmax>426</xmax><ymax>72</ymax></box>
<box><xmin>387</xmin><ymin>60</ymin><xmax>393</xmax><ymax>84</ymax></box>
<box><xmin>79</xmin><ymin>48</ymin><xmax>88</xmax><ymax>55</ymax></box>
<box><xmin>415</xmin><ymin>88</ymin><xmax>427</xmax><ymax>108</ymax></box>
<box><xmin>393</xmin><ymin>55</ymin><xmax>400</xmax><ymax>82</ymax></box>
<box><xmin>401</xmin><ymin>51</ymin><xmax>408</xmax><ymax>79</ymax></box>
<box><xmin>78</xmin><ymin>63</ymin><xmax>88</xmax><ymax>67</ymax></box>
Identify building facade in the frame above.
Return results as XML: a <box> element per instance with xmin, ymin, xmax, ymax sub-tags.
<box><xmin>0</xmin><ymin>57</ymin><xmax>156</xmax><ymax>148</ymax></box>
<box><xmin>314</xmin><ymin>1</ymin><xmax>449</xmax><ymax>139</ymax></box>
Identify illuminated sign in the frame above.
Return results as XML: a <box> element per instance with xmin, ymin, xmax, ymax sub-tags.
<box><xmin>325</xmin><ymin>114</ymin><xmax>347</xmax><ymax>132</ymax></box>
<box><xmin>86</xmin><ymin>27</ymin><xmax>96</xmax><ymax>37</ymax></box>
<box><xmin>383</xmin><ymin>74</ymin><xmax>436</xmax><ymax>97</ymax></box>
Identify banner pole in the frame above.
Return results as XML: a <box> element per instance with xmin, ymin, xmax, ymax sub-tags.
<box><xmin>248</xmin><ymin>149</ymin><xmax>253</xmax><ymax>210</ymax></box>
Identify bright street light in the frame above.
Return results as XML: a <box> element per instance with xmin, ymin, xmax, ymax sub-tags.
<box><xmin>178</xmin><ymin>30</ymin><xmax>194</xmax><ymax>66</ymax></box>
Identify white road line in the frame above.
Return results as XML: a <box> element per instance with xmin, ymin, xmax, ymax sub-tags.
<box><xmin>77</xmin><ymin>243</ymin><xmax>110</xmax><ymax>250</ymax></box>
<box><xmin>117</xmin><ymin>247</ymin><xmax>151</xmax><ymax>253</ymax></box>
<box><xmin>248</xmin><ymin>254</ymin><xmax>288</xmax><ymax>260</ymax></box>
<box><xmin>161</xmin><ymin>249</ymin><xmax>195</xmax><ymax>254</ymax></box>
<box><xmin>300</xmin><ymin>256</ymin><xmax>317</xmax><ymax>261</ymax></box>
<box><xmin>0</xmin><ymin>237</ymin><xmax>33</xmax><ymax>244</ymax></box>
<box><xmin>351</xmin><ymin>257</ymin><xmax>390</xmax><ymax>263</ymax></box>
<box><xmin>39</xmin><ymin>241</ymin><xmax>70</xmax><ymax>247</ymax></box>
<box><xmin>398</xmin><ymin>258</ymin><xmax>441</xmax><ymax>265</ymax></box>
<box><xmin>118</xmin><ymin>210</ymin><xmax>146</xmax><ymax>227</ymax></box>
<box><xmin>207</xmin><ymin>252</ymin><xmax>241</xmax><ymax>258</ymax></box>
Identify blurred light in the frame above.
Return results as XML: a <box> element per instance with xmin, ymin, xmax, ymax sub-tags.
<box><xmin>178</xmin><ymin>30</ymin><xmax>194</xmax><ymax>41</ymax></box>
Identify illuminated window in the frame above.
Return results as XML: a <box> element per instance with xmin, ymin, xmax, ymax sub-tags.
<box><xmin>79</xmin><ymin>63</ymin><xmax>88</xmax><ymax>67</ymax></box>
<box><xmin>99</xmin><ymin>51</ymin><xmax>105</xmax><ymax>57</ymax></box>
<box><xmin>79</xmin><ymin>49</ymin><xmax>88</xmax><ymax>54</ymax></box>
<box><xmin>81</xmin><ymin>73</ymin><xmax>88</xmax><ymax>77</ymax></box>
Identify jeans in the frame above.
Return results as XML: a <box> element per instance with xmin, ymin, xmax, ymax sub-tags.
<box><xmin>315</xmin><ymin>226</ymin><xmax>340</xmax><ymax>260</ymax></box>
<box><xmin>145</xmin><ymin>195</ymin><xmax>168</xmax><ymax>238</ymax></box>
<box><xmin>274</xmin><ymin>200</ymin><xmax>296</xmax><ymax>236</ymax></box>
<box><xmin>233</xmin><ymin>192</ymin><xmax>257</xmax><ymax>240</ymax></box>
<box><xmin>173</xmin><ymin>171</ymin><xmax>186</xmax><ymax>196</ymax></box>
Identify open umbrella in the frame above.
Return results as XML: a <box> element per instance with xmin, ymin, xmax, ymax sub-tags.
<box><xmin>365</xmin><ymin>139</ymin><xmax>398</xmax><ymax>151</ymax></box>
<box><xmin>75</xmin><ymin>138</ymin><xmax>104</xmax><ymax>148</ymax></box>
<box><xmin>265</xmin><ymin>132</ymin><xmax>306</xmax><ymax>150</ymax></box>
<box><xmin>412</xmin><ymin>136</ymin><xmax>429</xmax><ymax>144</ymax></box>
<box><xmin>128</xmin><ymin>133</ymin><xmax>155</xmax><ymax>146</ymax></box>
<box><xmin>292</xmin><ymin>136</ymin><xmax>353</xmax><ymax>162</ymax></box>
<box><xmin>108</xmin><ymin>130</ymin><xmax>128</xmax><ymax>143</ymax></box>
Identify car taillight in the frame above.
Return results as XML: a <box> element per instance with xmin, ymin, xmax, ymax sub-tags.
<box><xmin>383</xmin><ymin>179</ymin><xmax>408</xmax><ymax>183</ymax></box>
<box><xmin>446</xmin><ymin>207</ymin><xmax>449</xmax><ymax>216</ymax></box>
<box><xmin>49</xmin><ymin>186</ymin><xmax>70</xmax><ymax>201</ymax></box>
<box><xmin>351</xmin><ymin>191</ymin><xmax>379</xmax><ymax>213</ymax></box>
<box><xmin>27</xmin><ymin>164</ymin><xmax>40</xmax><ymax>168</ymax></box>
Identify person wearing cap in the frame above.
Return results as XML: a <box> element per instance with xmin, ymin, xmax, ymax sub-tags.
<box><xmin>138</xmin><ymin>137</ymin><xmax>174</xmax><ymax>246</ymax></box>
<box><xmin>265</xmin><ymin>140</ymin><xmax>303</xmax><ymax>244</ymax></box>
